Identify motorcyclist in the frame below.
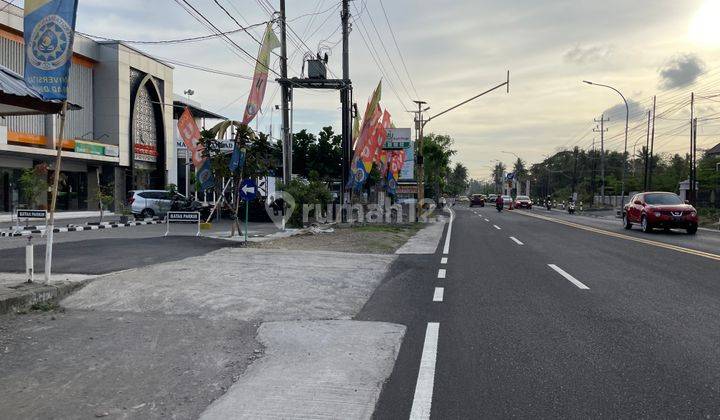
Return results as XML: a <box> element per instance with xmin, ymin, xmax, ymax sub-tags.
<box><xmin>495</xmin><ymin>194</ymin><xmax>504</xmax><ymax>209</ymax></box>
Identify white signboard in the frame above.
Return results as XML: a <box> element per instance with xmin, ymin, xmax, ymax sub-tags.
<box><xmin>400</xmin><ymin>141</ymin><xmax>415</xmax><ymax>181</ymax></box>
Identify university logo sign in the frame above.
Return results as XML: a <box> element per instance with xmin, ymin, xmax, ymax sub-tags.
<box><xmin>27</xmin><ymin>14</ymin><xmax>73</xmax><ymax>71</ymax></box>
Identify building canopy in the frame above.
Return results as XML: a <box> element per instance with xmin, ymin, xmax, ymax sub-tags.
<box><xmin>0</xmin><ymin>64</ymin><xmax>81</xmax><ymax>116</ymax></box>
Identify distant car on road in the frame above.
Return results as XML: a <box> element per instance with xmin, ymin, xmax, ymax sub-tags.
<box><xmin>487</xmin><ymin>194</ymin><xmax>498</xmax><ymax>204</ymax></box>
<box><xmin>514</xmin><ymin>195</ymin><xmax>532</xmax><ymax>209</ymax></box>
<box><xmin>128</xmin><ymin>190</ymin><xmax>209</xmax><ymax>220</ymax></box>
<box><xmin>623</xmin><ymin>192</ymin><xmax>698</xmax><ymax>234</ymax></box>
<box><xmin>469</xmin><ymin>194</ymin><xmax>485</xmax><ymax>207</ymax></box>
<box><xmin>501</xmin><ymin>195</ymin><xmax>513</xmax><ymax>208</ymax></box>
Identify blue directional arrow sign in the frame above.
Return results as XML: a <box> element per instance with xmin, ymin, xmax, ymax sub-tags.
<box><xmin>239</xmin><ymin>178</ymin><xmax>258</xmax><ymax>201</ymax></box>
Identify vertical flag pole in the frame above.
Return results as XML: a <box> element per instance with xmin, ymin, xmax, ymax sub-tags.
<box><xmin>44</xmin><ymin>100</ymin><xmax>68</xmax><ymax>283</ymax></box>
<box><xmin>244</xmin><ymin>198</ymin><xmax>249</xmax><ymax>243</ymax></box>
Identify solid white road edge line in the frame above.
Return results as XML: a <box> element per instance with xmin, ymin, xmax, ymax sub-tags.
<box><xmin>442</xmin><ymin>208</ymin><xmax>454</xmax><ymax>255</ymax></box>
<box><xmin>440</xmin><ymin>257</ymin><xmax>448</xmax><ymax>264</ymax></box>
<box><xmin>493</xmin><ymin>225</ymin><xmax>501</xmax><ymax>230</ymax></box>
<box><xmin>437</xmin><ymin>269</ymin><xmax>446</xmax><ymax>279</ymax></box>
<box><xmin>548</xmin><ymin>264</ymin><xmax>590</xmax><ymax>290</ymax></box>
<box><xmin>409</xmin><ymin>322</ymin><xmax>440</xmax><ymax>420</ymax></box>
<box><xmin>509</xmin><ymin>236</ymin><xmax>524</xmax><ymax>245</ymax></box>
<box><xmin>433</xmin><ymin>287</ymin><xmax>444</xmax><ymax>302</ymax></box>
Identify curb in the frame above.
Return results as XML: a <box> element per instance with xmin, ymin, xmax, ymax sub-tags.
<box><xmin>0</xmin><ymin>278</ymin><xmax>93</xmax><ymax>315</ymax></box>
<box><xmin>0</xmin><ymin>220</ymin><xmax>163</xmax><ymax>238</ymax></box>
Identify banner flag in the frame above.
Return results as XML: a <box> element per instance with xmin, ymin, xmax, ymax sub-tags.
<box><xmin>348</xmin><ymin>81</ymin><xmax>383</xmax><ymax>190</ymax></box>
<box><xmin>178</xmin><ymin>107</ymin><xmax>206</xmax><ymax>168</ymax></box>
<box><xmin>371</xmin><ymin>109</ymin><xmax>392</xmax><ymax>165</ymax></box>
<box><xmin>242</xmin><ymin>23</ymin><xmax>281</xmax><ymax>125</ymax></box>
<box><xmin>197</xmin><ymin>159</ymin><xmax>215</xmax><ymax>192</ymax></box>
<box><xmin>178</xmin><ymin>107</ymin><xmax>216</xmax><ymax>192</ymax></box>
<box><xmin>229</xmin><ymin>146</ymin><xmax>246</xmax><ymax>173</ymax></box>
<box><xmin>386</xmin><ymin>149</ymin><xmax>406</xmax><ymax>196</ymax></box>
<box><xmin>23</xmin><ymin>0</ymin><xmax>79</xmax><ymax>101</ymax></box>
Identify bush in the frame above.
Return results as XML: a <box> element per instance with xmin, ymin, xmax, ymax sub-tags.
<box><xmin>19</xmin><ymin>164</ymin><xmax>48</xmax><ymax>208</ymax></box>
<box><xmin>280</xmin><ymin>178</ymin><xmax>332</xmax><ymax>227</ymax></box>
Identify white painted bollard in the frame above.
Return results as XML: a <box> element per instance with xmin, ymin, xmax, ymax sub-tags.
<box><xmin>26</xmin><ymin>243</ymin><xmax>34</xmax><ymax>283</ymax></box>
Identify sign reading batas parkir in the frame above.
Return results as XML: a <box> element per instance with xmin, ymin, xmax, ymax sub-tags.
<box><xmin>167</xmin><ymin>211</ymin><xmax>200</xmax><ymax>223</ymax></box>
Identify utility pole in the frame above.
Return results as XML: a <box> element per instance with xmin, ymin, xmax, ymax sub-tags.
<box><xmin>279</xmin><ymin>0</ymin><xmax>291</xmax><ymax>185</ymax></box>
<box><xmin>414</xmin><ymin>100</ymin><xmax>427</xmax><ymax>208</ymax></box>
<box><xmin>689</xmin><ymin>92</ymin><xmax>695</xmax><ymax>205</ymax></box>
<box><xmin>648</xmin><ymin>96</ymin><xmax>656</xmax><ymax>190</ymax></box>
<box><xmin>691</xmin><ymin>117</ymin><xmax>698</xmax><ymax>205</ymax></box>
<box><xmin>590</xmin><ymin>138</ymin><xmax>597</xmax><ymax>202</ymax></box>
<box><xmin>644</xmin><ymin>109</ymin><xmax>651</xmax><ymax>191</ymax></box>
<box><xmin>571</xmin><ymin>146</ymin><xmax>579</xmax><ymax>199</ymax></box>
<box><xmin>340</xmin><ymin>0</ymin><xmax>350</xmax><ymax>211</ymax></box>
<box><xmin>593</xmin><ymin>114</ymin><xmax>609</xmax><ymax>205</ymax></box>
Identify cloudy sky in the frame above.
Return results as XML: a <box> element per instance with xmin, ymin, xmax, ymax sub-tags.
<box><xmin>67</xmin><ymin>0</ymin><xmax>720</xmax><ymax>179</ymax></box>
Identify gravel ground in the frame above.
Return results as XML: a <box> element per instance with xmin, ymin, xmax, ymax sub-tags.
<box><xmin>252</xmin><ymin>224</ymin><xmax>423</xmax><ymax>254</ymax></box>
<box><xmin>0</xmin><ymin>309</ymin><xmax>260</xmax><ymax>420</ymax></box>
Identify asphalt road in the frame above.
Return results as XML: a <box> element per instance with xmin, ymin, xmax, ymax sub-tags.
<box><xmin>0</xmin><ymin>236</ymin><xmax>240</xmax><ymax>274</ymax></box>
<box><xmin>362</xmin><ymin>205</ymin><xmax>720</xmax><ymax>418</ymax></box>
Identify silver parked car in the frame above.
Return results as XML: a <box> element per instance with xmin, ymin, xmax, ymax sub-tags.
<box><xmin>128</xmin><ymin>190</ymin><xmax>182</xmax><ymax>219</ymax></box>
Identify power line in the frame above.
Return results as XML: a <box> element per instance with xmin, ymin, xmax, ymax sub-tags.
<box><xmin>174</xmin><ymin>0</ymin><xmax>280</xmax><ymax>76</ymax></box>
<box><xmin>155</xmin><ymin>57</ymin><xmax>254</xmax><ymax>80</ymax></box>
<box><xmin>77</xmin><ymin>21</ymin><xmax>270</xmax><ymax>45</ymax></box>
<box><xmin>378</xmin><ymin>0</ymin><xmax>419</xmax><ymax>99</ymax></box>
<box><xmin>0</xmin><ymin>0</ymin><xmax>16</xmax><ymax>13</ymax></box>
<box><xmin>351</xmin><ymin>1</ymin><xmax>411</xmax><ymax>112</ymax></box>
<box><xmin>360</xmin><ymin>1</ymin><xmax>415</xmax><ymax>102</ymax></box>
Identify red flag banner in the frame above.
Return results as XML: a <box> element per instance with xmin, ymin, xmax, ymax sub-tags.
<box><xmin>242</xmin><ymin>23</ymin><xmax>280</xmax><ymax>125</ymax></box>
<box><xmin>177</xmin><ymin>107</ymin><xmax>205</xmax><ymax>169</ymax></box>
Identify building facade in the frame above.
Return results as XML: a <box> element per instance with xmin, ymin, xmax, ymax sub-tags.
<box><xmin>0</xmin><ymin>2</ymin><xmax>175</xmax><ymax>213</ymax></box>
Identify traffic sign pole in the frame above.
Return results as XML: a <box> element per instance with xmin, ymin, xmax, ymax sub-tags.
<box><xmin>238</xmin><ymin>179</ymin><xmax>257</xmax><ymax>243</ymax></box>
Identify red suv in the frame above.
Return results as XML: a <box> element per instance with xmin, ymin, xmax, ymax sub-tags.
<box><xmin>514</xmin><ymin>195</ymin><xmax>532</xmax><ymax>209</ymax></box>
<box><xmin>623</xmin><ymin>192</ymin><xmax>698</xmax><ymax>234</ymax></box>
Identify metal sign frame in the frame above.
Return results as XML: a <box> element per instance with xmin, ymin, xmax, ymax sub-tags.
<box><xmin>165</xmin><ymin>211</ymin><xmax>201</xmax><ymax>237</ymax></box>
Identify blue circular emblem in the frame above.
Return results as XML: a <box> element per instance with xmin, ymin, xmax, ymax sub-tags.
<box><xmin>28</xmin><ymin>15</ymin><xmax>73</xmax><ymax>71</ymax></box>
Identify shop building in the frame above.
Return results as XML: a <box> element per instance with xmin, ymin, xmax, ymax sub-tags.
<box><xmin>0</xmin><ymin>2</ymin><xmax>175</xmax><ymax>213</ymax></box>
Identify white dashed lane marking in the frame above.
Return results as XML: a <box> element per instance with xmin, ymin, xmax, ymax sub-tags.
<box><xmin>409</xmin><ymin>322</ymin><xmax>440</xmax><ymax>420</ymax></box>
<box><xmin>493</xmin><ymin>225</ymin><xmax>501</xmax><ymax>230</ymax></box>
<box><xmin>433</xmin><ymin>287</ymin><xmax>444</xmax><ymax>302</ymax></box>
<box><xmin>548</xmin><ymin>264</ymin><xmax>589</xmax><ymax>290</ymax></box>
<box><xmin>440</xmin><ymin>257</ymin><xmax>447</xmax><ymax>264</ymax></box>
<box><xmin>437</xmin><ymin>269</ymin><xmax>446</xmax><ymax>279</ymax></box>
<box><xmin>509</xmin><ymin>236</ymin><xmax>524</xmax><ymax>245</ymax></box>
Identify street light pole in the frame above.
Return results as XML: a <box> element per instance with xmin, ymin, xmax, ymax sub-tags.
<box><xmin>583</xmin><ymin>80</ymin><xmax>629</xmax><ymax>212</ymax></box>
<box><xmin>416</xmin><ymin>71</ymin><xmax>510</xmax><ymax>208</ymax></box>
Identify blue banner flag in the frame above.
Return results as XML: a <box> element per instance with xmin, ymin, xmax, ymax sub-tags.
<box><xmin>228</xmin><ymin>146</ymin><xmax>246</xmax><ymax>173</ymax></box>
<box><xmin>197</xmin><ymin>159</ymin><xmax>215</xmax><ymax>192</ymax></box>
<box><xmin>23</xmin><ymin>0</ymin><xmax>79</xmax><ymax>101</ymax></box>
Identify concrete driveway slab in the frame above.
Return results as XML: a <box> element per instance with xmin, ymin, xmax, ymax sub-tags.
<box><xmin>61</xmin><ymin>248</ymin><xmax>397</xmax><ymax>322</ymax></box>
<box><xmin>199</xmin><ymin>320</ymin><xmax>405</xmax><ymax>420</ymax></box>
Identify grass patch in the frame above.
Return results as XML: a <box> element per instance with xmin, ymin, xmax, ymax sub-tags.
<box><xmin>29</xmin><ymin>301</ymin><xmax>59</xmax><ymax>312</ymax></box>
